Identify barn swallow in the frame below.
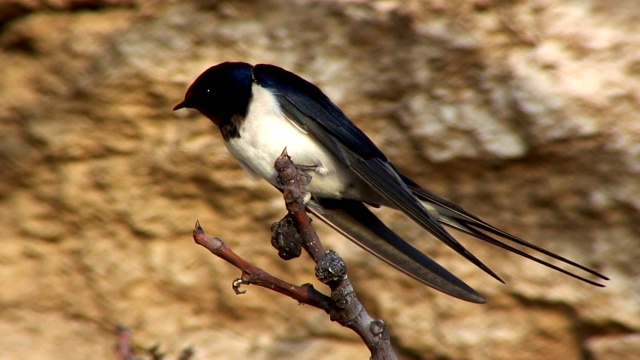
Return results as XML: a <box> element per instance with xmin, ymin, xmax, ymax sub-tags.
<box><xmin>174</xmin><ymin>62</ymin><xmax>608</xmax><ymax>303</ymax></box>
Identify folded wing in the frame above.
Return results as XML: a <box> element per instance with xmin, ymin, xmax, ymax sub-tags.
<box><xmin>253</xmin><ymin>63</ymin><xmax>608</xmax><ymax>292</ymax></box>
<box><xmin>307</xmin><ymin>198</ymin><xmax>486</xmax><ymax>303</ymax></box>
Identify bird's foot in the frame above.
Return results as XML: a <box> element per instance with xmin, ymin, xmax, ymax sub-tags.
<box><xmin>296</xmin><ymin>164</ymin><xmax>319</xmax><ymax>186</ymax></box>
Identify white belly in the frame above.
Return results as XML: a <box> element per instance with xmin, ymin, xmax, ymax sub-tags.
<box><xmin>225</xmin><ymin>84</ymin><xmax>363</xmax><ymax>199</ymax></box>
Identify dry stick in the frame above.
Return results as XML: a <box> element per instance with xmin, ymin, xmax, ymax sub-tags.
<box><xmin>115</xmin><ymin>326</ymin><xmax>133</xmax><ymax>360</ymax></box>
<box><xmin>192</xmin><ymin>148</ymin><xmax>397</xmax><ymax>360</ymax></box>
<box><xmin>274</xmin><ymin>149</ymin><xmax>397</xmax><ymax>360</ymax></box>
<box><xmin>193</xmin><ymin>224</ymin><xmax>331</xmax><ymax>311</ymax></box>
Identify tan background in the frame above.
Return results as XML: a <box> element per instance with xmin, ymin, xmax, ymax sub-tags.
<box><xmin>1</xmin><ymin>0</ymin><xmax>639</xmax><ymax>359</ymax></box>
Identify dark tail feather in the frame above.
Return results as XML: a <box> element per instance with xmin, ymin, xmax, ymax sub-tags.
<box><xmin>350</xmin><ymin>157</ymin><xmax>505</xmax><ymax>284</ymax></box>
<box><xmin>306</xmin><ymin>198</ymin><xmax>487</xmax><ymax>303</ymax></box>
<box><xmin>462</xmin><ymin>219</ymin><xmax>608</xmax><ymax>282</ymax></box>
<box><xmin>441</xmin><ymin>217</ymin><xmax>606</xmax><ymax>286</ymax></box>
<box><xmin>400</xmin><ymin>173</ymin><xmax>609</xmax><ymax>285</ymax></box>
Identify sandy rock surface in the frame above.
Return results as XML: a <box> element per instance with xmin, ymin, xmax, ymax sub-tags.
<box><xmin>1</xmin><ymin>1</ymin><xmax>639</xmax><ymax>359</ymax></box>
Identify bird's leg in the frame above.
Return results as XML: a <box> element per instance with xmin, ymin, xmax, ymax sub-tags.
<box><xmin>295</xmin><ymin>164</ymin><xmax>319</xmax><ymax>186</ymax></box>
<box><xmin>296</xmin><ymin>164</ymin><xmax>324</xmax><ymax>204</ymax></box>
<box><xmin>275</xmin><ymin>164</ymin><xmax>315</xmax><ymax>187</ymax></box>
<box><xmin>274</xmin><ymin>149</ymin><xmax>317</xmax><ymax>204</ymax></box>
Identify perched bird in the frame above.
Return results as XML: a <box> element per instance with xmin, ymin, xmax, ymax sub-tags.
<box><xmin>174</xmin><ymin>62</ymin><xmax>608</xmax><ymax>303</ymax></box>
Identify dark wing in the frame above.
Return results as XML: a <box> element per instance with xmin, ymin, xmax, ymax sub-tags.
<box><xmin>254</xmin><ymin>63</ymin><xmax>608</xmax><ymax>288</ymax></box>
<box><xmin>307</xmin><ymin>198</ymin><xmax>486</xmax><ymax>303</ymax></box>
<box><xmin>398</xmin><ymin>173</ymin><xmax>609</xmax><ymax>286</ymax></box>
<box><xmin>253</xmin><ymin>64</ymin><xmax>504</xmax><ymax>284</ymax></box>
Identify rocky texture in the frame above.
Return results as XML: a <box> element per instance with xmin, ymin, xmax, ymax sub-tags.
<box><xmin>1</xmin><ymin>0</ymin><xmax>639</xmax><ymax>359</ymax></box>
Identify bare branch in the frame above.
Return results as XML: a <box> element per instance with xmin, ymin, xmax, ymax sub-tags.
<box><xmin>190</xmin><ymin>147</ymin><xmax>398</xmax><ymax>360</ymax></box>
<box><xmin>274</xmin><ymin>149</ymin><xmax>397</xmax><ymax>360</ymax></box>
<box><xmin>193</xmin><ymin>222</ymin><xmax>331</xmax><ymax>312</ymax></box>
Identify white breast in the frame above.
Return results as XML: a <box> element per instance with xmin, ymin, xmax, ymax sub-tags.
<box><xmin>224</xmin><ymin>84</ymin><xmax>363</xmax><ymax>199</ymax></box>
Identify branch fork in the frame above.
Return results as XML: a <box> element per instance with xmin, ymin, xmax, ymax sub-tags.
<box><xmin>193</xmin><ymin>148</ymin><xmax>397</xmax><ymax>359</ymax></box>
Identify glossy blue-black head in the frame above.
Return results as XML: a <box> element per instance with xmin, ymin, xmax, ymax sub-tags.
<box><xmin>173</xmin><ymin>62</ymin><xmax>254</xmax><ymax>127</ymax></box>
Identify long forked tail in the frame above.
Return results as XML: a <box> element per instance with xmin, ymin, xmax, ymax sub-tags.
<box><xmin>400</xmin><ymin>174</ymin><xmax>609</xmax><ymax>287</ymax></box>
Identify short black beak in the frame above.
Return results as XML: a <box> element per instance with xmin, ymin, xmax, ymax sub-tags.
<box><xmin>173</xmin><ymin>100</ymin><xmax>188</xmax><ymax>111</ymax></box>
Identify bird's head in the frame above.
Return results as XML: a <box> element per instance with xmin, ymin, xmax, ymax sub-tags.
<box><xmin>173</xmin><ymin>61</ymin><xmax>254</xmax><ymax>127</ymax></box>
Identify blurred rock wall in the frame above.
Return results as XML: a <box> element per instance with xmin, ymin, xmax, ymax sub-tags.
<box><xmin>1</xmin><ymin>0</ymin><xmax>639</xmax><ymax>359</ymax></box>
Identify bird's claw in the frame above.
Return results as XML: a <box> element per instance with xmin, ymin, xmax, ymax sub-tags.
<box><xmin>296</xmin><ymin>164</ymin><xmax>317</xmax><ymax>185</ymax></box>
